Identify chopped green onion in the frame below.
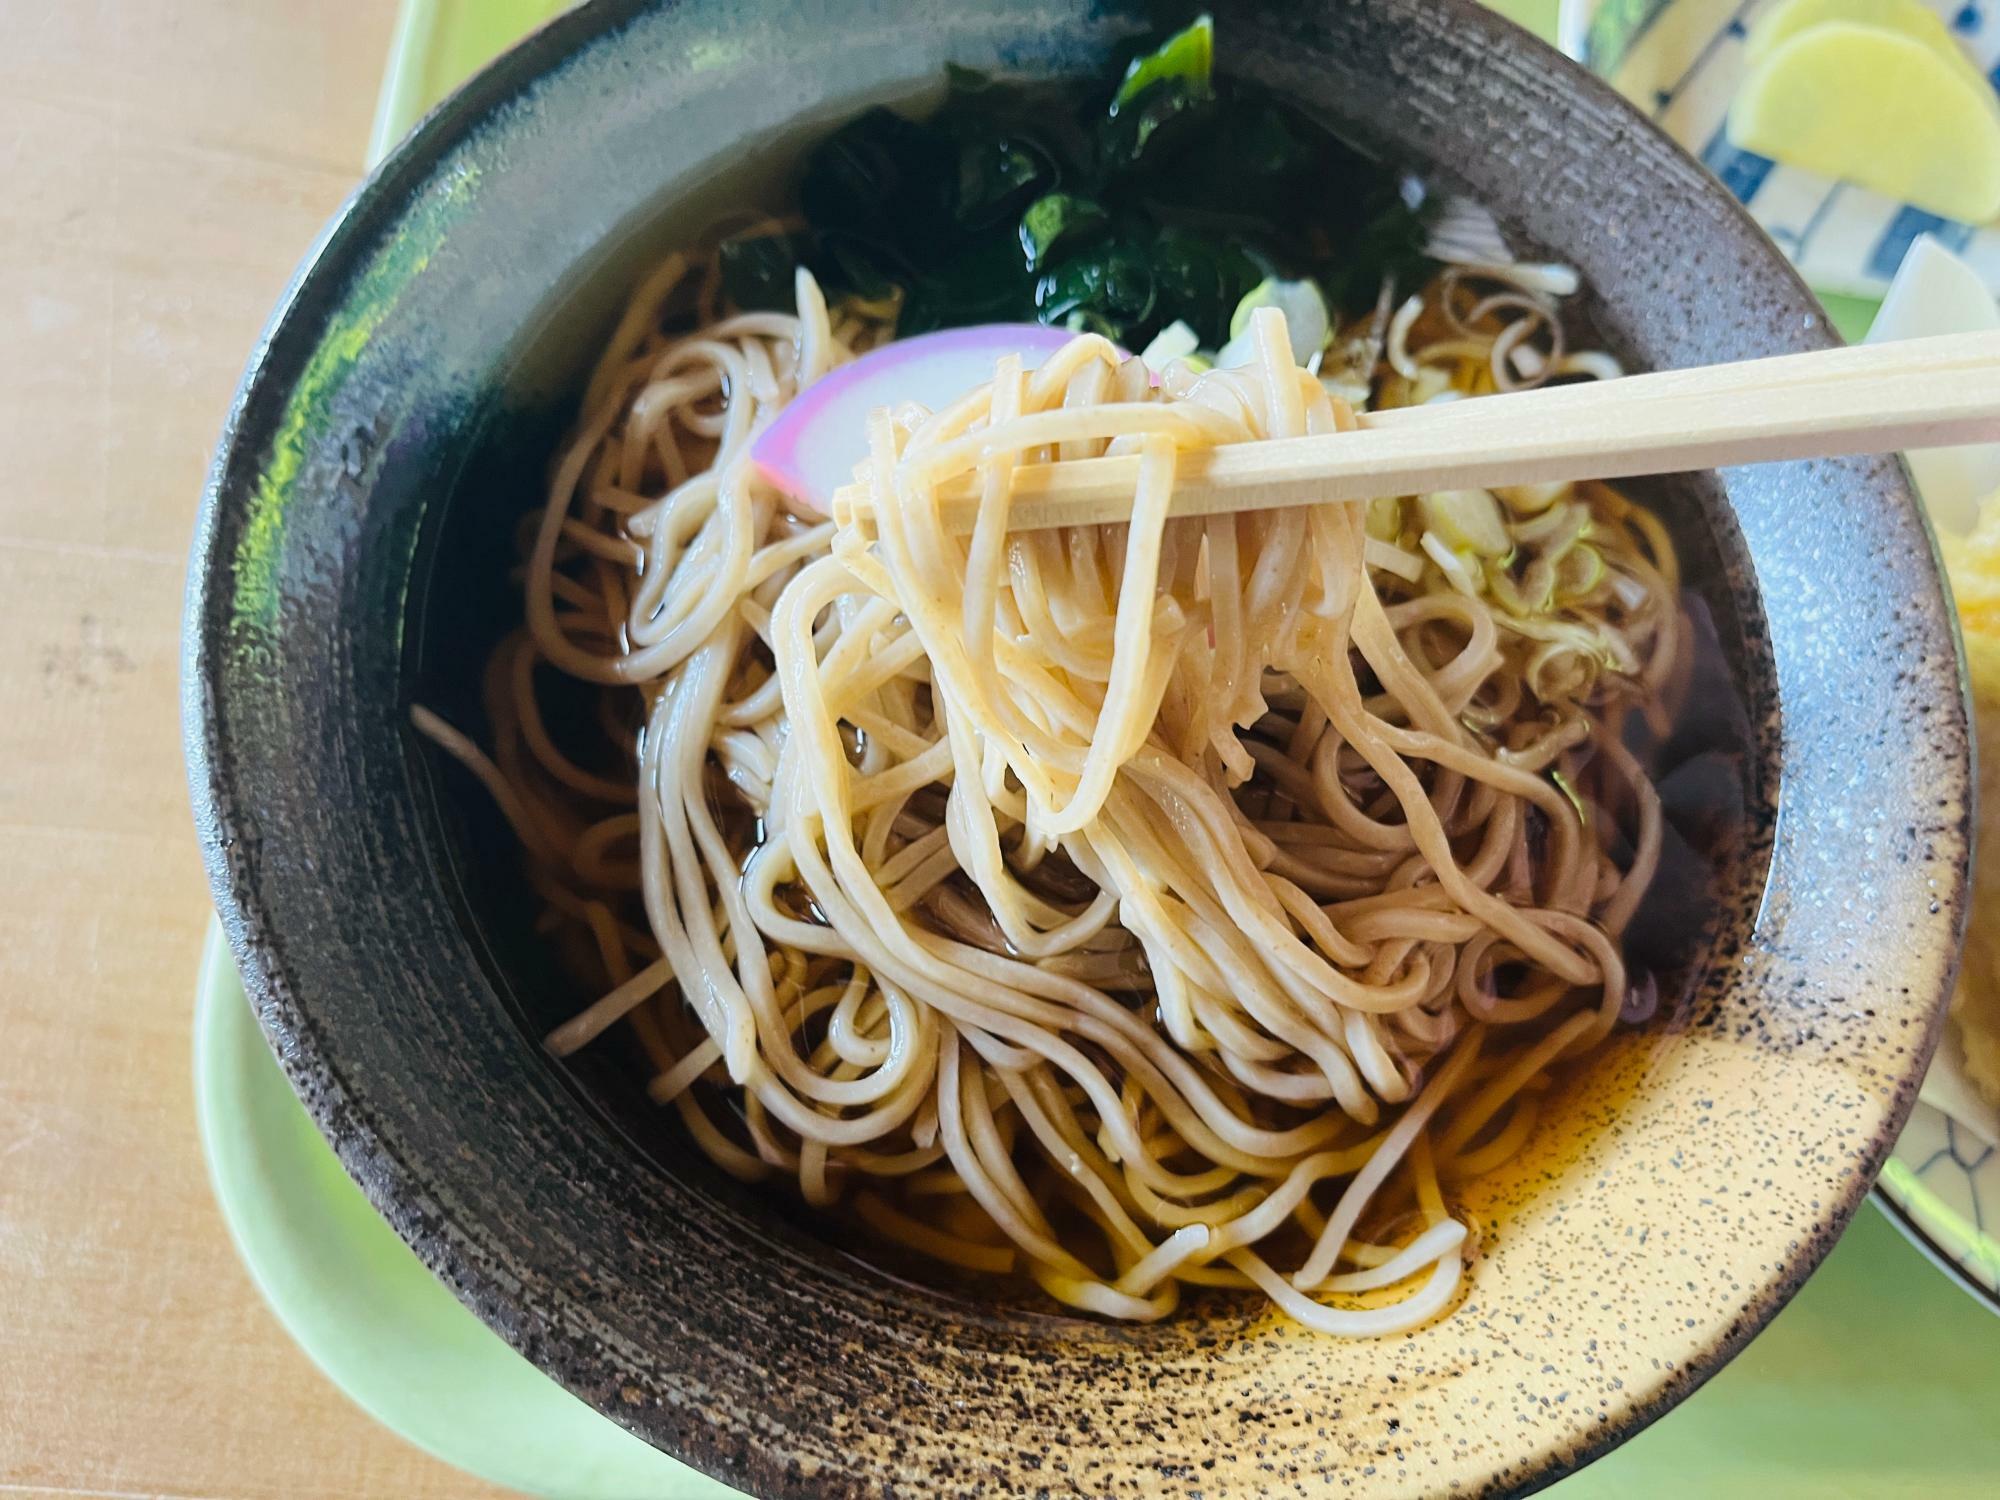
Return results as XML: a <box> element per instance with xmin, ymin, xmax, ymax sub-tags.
<box><xmin>1420</xmin><ymin>489</ymin><xmax>1510</xmax><ymax>558</ymax></box>
<box><xmin>1496</xmin><ymin>481</ymin><xmax>1567</xmax><ymax>515</ymax></box>
<box><xmin>1139</xmin><ymin>319</ymin><xmax>1201</xmax><ymax>372</ymax></box>
<box><xmin>1365</xmin><ymin>495</ymin><xmax>1404</xmax><ymax>542</ymax></box>
<box><xmin>1227</xmin><ymin>276</ymin><xmax>1331</xmax><ymax>362</ymax></box>
<box><xmin>1419</xmin><ymin>531</ymin><xmax>1481</xmax><ymax>597</ymax></box>
<box><xmin>1513</xmin><ymin>500</ymin><xmax>1588</xmax><ymax>549</ymax></box>
<box><xmin>1554</xmin><ymin>543</ymin><xmax>1606</xmax><ymax>601</ymax></box>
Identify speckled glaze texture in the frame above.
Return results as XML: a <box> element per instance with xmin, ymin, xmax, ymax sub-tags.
<box><xmin>183</xmin><ymin>1</ymin><xmax>1971</xmax><ymax>1494</ymax></box>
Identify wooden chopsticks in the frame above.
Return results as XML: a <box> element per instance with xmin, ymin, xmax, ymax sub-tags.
<box><xmin>828</xmin><ymin>330</ymin><xmax>2000</xmax><ymax>534</ymax></box>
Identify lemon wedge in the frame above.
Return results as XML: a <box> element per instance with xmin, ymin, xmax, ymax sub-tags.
<box><xmin>1743</xmin><ymin>0</ymin><xmax>1982</xmax><ymax>82</ymax></box>
<box><xmin>1730</xmin><ymin>21</ymin><xmax>2000</xmax><ymax>224</ymax></box>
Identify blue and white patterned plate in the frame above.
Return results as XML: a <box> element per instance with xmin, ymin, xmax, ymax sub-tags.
<box><xmin>1559</xmin><ymin>0</ymin><xmax>2000</xmax><ymax>295</ymax></box>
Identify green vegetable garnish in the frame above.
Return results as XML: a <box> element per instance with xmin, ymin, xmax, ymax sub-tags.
<box><xmin>1097</xmin><ymin>77</ymin><xmax>1212</xmax><ymax>172</ymax></box>
<box><xmin>1112</xmin><ymin>14</ymin><xmax>1215</xmax><ymax>110</ymax></box>
<box><xmin>954</xmin><ymin>133</ymin><xmax>1055</xmax><ymax>230</ymax></box>
<box><xmin>813</xmin><ymin>234</ymin><xmax>900</xmax><ymax>302</ymax></box>
<box><xmin>1149</xmin><ymin>229</ymin><xmax>1262</xmax><ymax>348</ymax></box>
<box><xmin>1036</xmin><ymin>241</ymin><xmax>1158</xmax><ymax>332</ymax></box>
<box><xmin>1019</xmin><ymin>193</ymin><xmax>1112</xmax><ymax>271</ymax></box>
<box><xmin>799</xmin><ymin>107</ymin><xmax>954</xmax><ymax>255</ymax></box>
<box><xmin>901</xmin><ymin>237</ymin><xmax>1038</xmax><ymax>334</ymax></box>
<box><xmin>762</xmin><ymin>16</ymin><xmax>1433</xmax><ymax>348</ymax></box>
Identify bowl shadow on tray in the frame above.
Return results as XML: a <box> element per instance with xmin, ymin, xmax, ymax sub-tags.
<box><xmin>399</xmin><ymin>102</ymin><xmax>1776</xmax><ymax>1330</ymax></box>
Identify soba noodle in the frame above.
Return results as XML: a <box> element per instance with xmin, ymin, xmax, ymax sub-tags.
<box><xmin>416</xmin><ymin>245</ymin><xmax>1686</xmax><ymax>1334</ymax></box>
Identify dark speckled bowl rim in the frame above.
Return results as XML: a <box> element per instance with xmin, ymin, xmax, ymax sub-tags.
<box><xmin>183</xmin><ymin>1</ymin><xmax>1971</xmax><ymax>1494</ymax></box>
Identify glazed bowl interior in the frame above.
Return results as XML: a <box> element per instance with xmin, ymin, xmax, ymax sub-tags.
<box><xmin>185</xmin><ymin>2</ymin><xmax>1969</xmax><ymax>1496</ymax></box>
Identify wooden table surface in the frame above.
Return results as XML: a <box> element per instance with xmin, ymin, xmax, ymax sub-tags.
<box><xmin>0</xmin><ymin>2</ymin><xmax>505</xmax><ymax>1494</ymax></box>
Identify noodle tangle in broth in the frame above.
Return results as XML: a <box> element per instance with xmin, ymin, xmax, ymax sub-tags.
<box><xmin>417</xmin><ymin>242</ymin><xmax>1688</xmax><ymax>1334</ymax></box>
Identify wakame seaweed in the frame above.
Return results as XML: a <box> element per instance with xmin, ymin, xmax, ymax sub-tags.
<box><xmin>728</xmin><ymin>14</ymin><xmax>1434</xmax><ymax>352</ymax></box>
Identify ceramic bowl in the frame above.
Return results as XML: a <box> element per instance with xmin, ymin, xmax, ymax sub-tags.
<box><xmin>182</xmin><ymin>1</ymin><xmax>1970</xmax><ymax>1493</ymax></box>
